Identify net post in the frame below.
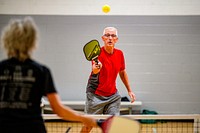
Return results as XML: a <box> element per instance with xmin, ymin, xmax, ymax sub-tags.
<box><xmin>193</xmin><ymin>115</ymin><xmax>200</xmax><ymax>133</ymax></box>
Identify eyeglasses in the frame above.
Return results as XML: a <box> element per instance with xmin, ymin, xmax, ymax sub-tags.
<box><xmin>103</xmin><ymin>34</ymin><xmax>117</xmax><ymax>38</ymax></box>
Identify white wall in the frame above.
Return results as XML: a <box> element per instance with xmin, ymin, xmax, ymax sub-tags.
<box><xmin>0</xmin><ymin>0</ymin><xmax>200</xmax><ymax>15</ymax></box>
<box><xmin>0</xmin><ymin>0</ymin><xmax>200</xmax><ymax>114</ymax></box>
<box><xmin>1</xmin><ymin>15</ymin><xmax>200</xmax><ymax>114</ymax></box>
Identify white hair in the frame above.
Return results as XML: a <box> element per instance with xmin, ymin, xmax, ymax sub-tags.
<box><xmin>103</xmin><ymin>27</ymin><xmax>118</xmax><ymax>37</ymax></box>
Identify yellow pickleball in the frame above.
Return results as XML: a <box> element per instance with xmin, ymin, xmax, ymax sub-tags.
<box><xmin>102</xmin><ymin>4</ymin><xmax>110</xmax><ymax>13</ymax></box>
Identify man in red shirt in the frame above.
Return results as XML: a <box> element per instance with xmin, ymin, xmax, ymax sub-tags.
<box><xmin>85</xmin><ymin>27</ymin><xmax>136</xmax><ymax>115</ymax></box>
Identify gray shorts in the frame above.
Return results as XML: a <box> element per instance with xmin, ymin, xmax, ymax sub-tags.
<box><xmin>85</xmin><ymin>92</ymin><xmax>121</xmax><ymax>115</ymax></box>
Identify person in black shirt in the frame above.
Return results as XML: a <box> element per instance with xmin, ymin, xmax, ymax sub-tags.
<box><xmin>0</xmin><ymin>17</ymin><xmax>96</xmax><ymax>133</ymax></box>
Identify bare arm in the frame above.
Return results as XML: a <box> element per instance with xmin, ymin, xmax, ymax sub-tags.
<box><xmin>119</xmin><ymin>69</ymin><xmax>136</xmax><ymax>103</ymax></box>
<box><xmin>47</xmin><ymin>93</ymin><xmax>97</xmax><ymax>127</ymax></box>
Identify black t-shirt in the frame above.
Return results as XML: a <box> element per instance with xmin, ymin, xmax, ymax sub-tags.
<box><xmin>0</xmin><ymin>58</ymin><xmax>57</xmax><ymax>133</ymax></box>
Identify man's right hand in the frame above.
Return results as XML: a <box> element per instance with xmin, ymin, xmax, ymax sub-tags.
<box><xmin>92</xmin><ymin>60</ymin><xmax>102</xmax><ymax>74</ymax></box>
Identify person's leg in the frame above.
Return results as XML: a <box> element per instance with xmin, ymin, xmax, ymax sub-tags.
<box><xmin>104</xmin><ymin>92</ymin><xmax>121</xmax><ymax>115</ymax></box>
<box><xmin>83</xmin><ymin>92</ymin><xmax>106</xmax><ymax>133</ymax></box>
<box><xmin>85</xmin><ymin>92</ymin><xmax>105</xmax><ymax>114</ymax></box>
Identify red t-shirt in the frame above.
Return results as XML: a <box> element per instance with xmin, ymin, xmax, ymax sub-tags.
<box><xmin>86</xmin><ymin>47</ymin><xmax>125</xmax><ymax>96</ymax></box>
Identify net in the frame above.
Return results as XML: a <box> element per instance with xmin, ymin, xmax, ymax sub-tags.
<box><xmin>43</xmin><ymin>114</ymin><xmax>200</xmax><ymax>133</ymax></box>
<box><xmin>44</xmin><ymin>114</ymin><xmax>102</xmax><ymax>133</ymax></box>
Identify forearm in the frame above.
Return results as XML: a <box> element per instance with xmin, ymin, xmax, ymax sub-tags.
<box><xmin>119</xmin><ymin>70</ymin><xmax>136</xmax><ymax>102</ymax></box>
<box><xmin>119</xmin><ymin>70</ymin><xmax>132</xmax><ymax>92</ymax></box>
<box><xmin>53</xmin><ymin>103</ymin><xmax>82</xmax><ymax>121</ymax></box>
<box><xmin>47</xmin><ymin>93</ymin><xmax>85</xmax><ymax>122</ymax></box>
<box><xmin>47</xmin><ymin>93</ymin><xmax>97</xmax><ymax>128</ymax></box>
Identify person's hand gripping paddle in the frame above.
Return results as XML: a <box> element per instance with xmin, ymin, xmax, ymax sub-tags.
<box><xmin>97</xmin><ymin>116</ymin><xmax>140</xmax><ymax>133</ymax></box>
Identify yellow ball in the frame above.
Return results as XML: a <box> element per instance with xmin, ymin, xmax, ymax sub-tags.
<box><xmin>102</xmin><ymin>4</ymin><xmax>110</xmax><ymax>13</ymax></box>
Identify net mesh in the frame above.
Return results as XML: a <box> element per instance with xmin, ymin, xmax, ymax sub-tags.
<box><xmin>43</xmin><ymin>114</ymin><xmax>200</xmax><ymax>133</ymax></box>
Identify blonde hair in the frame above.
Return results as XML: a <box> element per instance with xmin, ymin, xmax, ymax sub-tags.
<box><xmin>1</xmin><ymin>17</ymin><xmax>38</xmax><ymax>61</ymax></box>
